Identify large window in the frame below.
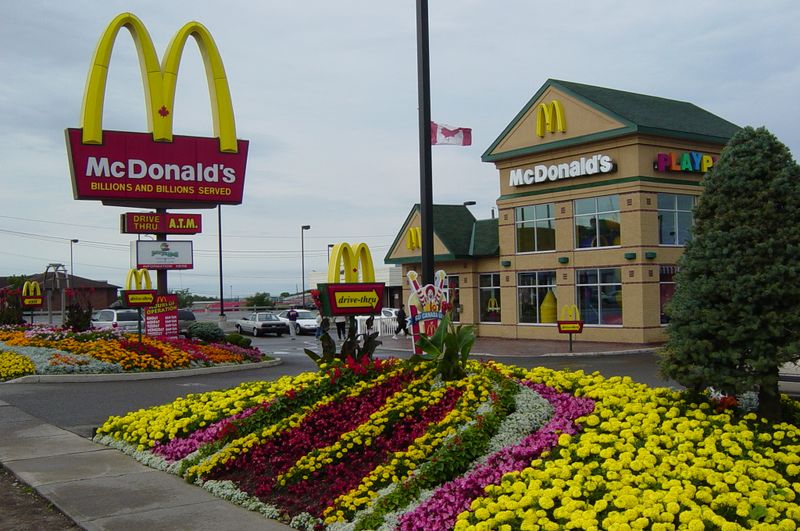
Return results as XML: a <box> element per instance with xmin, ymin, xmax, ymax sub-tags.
<box><xmin>659</xmin><ymin>266</ymin><xmax>677</xmax><ymax>324</ymax></box>
<box><xmin>446</xmin><ymin>275</ymin><xmax>461</xmax><ymax>322</ymax></box>
<box><xmin>518</xmin><ymin>271</ymin><xmax>557</xmax><ymax>324</ymax></box>
<box><xmin>658</xmin><ymin>193</ymin><xmax>695</xmax><ymax>245</ymax></box>
<box><xmin>575</xmin><ymin>195</ymin><xmax>620</xmax><ymax>248</ymax></box>
<box><xmin>576</xmin><ymin>268</ymin><xmax>622</xmax><ymax>325</ymax></box>
<box><xmin>515</xmin><ymin>203</ymin><xmax>555</xmax><ymax>253</ymax></box>
<box><xmin>479</xmin><ymin>273</ymin><xmax>501</xmax><ymax>322</ymax></box>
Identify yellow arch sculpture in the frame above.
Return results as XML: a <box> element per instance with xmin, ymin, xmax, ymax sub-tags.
<box><xmin>327</xmin><ymin>243</ymin><xmax>376</xmax><ymax>283</ymax></box>
<box><xmin>80</xmin><ymin>12</ymin><xmax>238</xmax><ymax>153</ymax></box>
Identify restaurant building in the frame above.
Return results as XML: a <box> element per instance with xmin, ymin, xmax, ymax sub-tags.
<box><xmin>385</xmin><ymin>79</ymin><xmax>740</xmax><ymax>343</ymax></box>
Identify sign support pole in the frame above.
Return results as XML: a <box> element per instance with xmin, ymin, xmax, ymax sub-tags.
<box><xmin>416</xmin><ymin>0</ymin><xmax>434</xmax><ymax>286</ymax></box>
<box><xmin>137</xmin><ymin>308</ymin><xmax>143</xmax><ymax>343</ymax></box>
<box><xmin>155</xmin><ymin>208</ymin><xmax>168</xmax><ymax>296</ymax></box>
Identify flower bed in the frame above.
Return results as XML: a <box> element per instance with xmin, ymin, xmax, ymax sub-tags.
<box><xmin>92</xmin><ymin>357</ymin><xmax>800</xmax><ymax>529</ymax></box>
<box><xmin>0</xmin><ymin>325</ymin><xmax>267</xmax><ymax>376</ymax></box>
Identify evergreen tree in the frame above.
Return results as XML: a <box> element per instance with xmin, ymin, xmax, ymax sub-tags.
<box><xmin>660</xmin><ymin>127</ymin><xmax>800</xmax><ymax>420</ymax></box>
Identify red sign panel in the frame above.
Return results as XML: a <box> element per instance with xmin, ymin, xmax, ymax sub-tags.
<box><xmin>122</xmin><ymin>213</ymin><xmax>202</xmax><ymax>234</ymax></box>
<box><xmin>66</xmin><ymin>128</ymin><xmax>248</xmax><ymax>207</ymax></box>
<box><xmin>557</xmin><ymin>320</ymin><xmax>584</xmax><ymax>334</ymax></box>
<box><xmin>145</xmin><ymin>295</ymin><xmax>179</xmax><ymax>338</ymax></box>
<box><xmin>21</xmin><ymin>297</ymin><xmax>44</xmax><ymax>308</ymax></box>
<box><xmin>325</xmin><ymin>283</ymin><xmax>385</xmax><ymax>315</ymax></box>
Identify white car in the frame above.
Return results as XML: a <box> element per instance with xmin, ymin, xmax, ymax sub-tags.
<box><xmin>277</xmin><ymin>309</ymin><xmax>318</xmax><ymax>335</ymax></box>
<box><xmin>91</xmin><ymin>308</ymin><xmax>143</xmax><ymax>332</ymax></box>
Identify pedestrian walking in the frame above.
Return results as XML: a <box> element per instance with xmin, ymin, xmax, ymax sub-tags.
<box><xmin>287</xmin><ymin>307</ymin><xmax>299</xmax><ymax>340</ymax></box>
<box><xmin>392</xmin><ymin>305</ymin><xmax>409</xmax><ymax>339</ymax></box>
<box><xmin>334</xmin><ymin>315</ymin><xmax>346</xmax><ymax>340</ymax></box>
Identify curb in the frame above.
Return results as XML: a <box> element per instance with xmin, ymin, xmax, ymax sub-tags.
<box><xmin>3</xmin><ymin>358</ymin><xmax>282</xmax><ymax>384</ymax></box>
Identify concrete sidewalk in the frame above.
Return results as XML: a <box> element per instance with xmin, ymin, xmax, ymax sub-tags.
<box><xmin>0</xmin><ymin>401</ymin><xmax>292</xmax><ymax>530</ymax></box>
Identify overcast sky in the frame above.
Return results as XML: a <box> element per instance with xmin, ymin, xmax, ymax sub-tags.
<box><xmin>1</xmin><ymin>1</ymin><xmax>798</xmax><ymax>298</ymax></box>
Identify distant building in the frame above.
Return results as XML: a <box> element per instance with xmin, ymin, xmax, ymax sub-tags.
<box><xmin>0</xmin><ymin>273</ymin><xmax>120</xmax><ymax>312</ymax></box>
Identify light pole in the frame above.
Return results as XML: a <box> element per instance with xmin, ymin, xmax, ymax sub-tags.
<box><xmin>301</xmin><ymin>225</ymin><xmax>311</xmax><ymax>308</ymax></box>
<box><xmin>69</xmin><ymin>239</ymin><xmax>78</xmax><ymax>288</ymax></box>
<box><xmin>327</xmin><ymin>243</ymin><xmax>334</xmax><ymax>264</ymax></box>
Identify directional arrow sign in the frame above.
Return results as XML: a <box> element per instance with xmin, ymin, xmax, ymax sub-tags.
<box><xmin>323</xmin><ymin>283</ymin><xmax>385</xmax><ymax>316</ymax></box>
<box><xmin>123</xmin><ymin>290</ymin><xmax>157</xmax><ymax>308</ymax></box>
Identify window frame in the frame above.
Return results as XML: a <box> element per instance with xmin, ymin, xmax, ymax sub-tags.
<box><xmin>517</xmin><ymin>270</ymin><xmax>557</xmax><ymax>325</ymax></box>
<box><xmin>575</xmin><ymin>267</ymin><xmax>623</xmax><ymax>326</ymax></box>
<box><xmin>574</xmin><ymin>195</ymin><xmax>621</xmax><ymax>250</ymax></box>
<box><xmin>478</xmin><ymin>273</ymin><xmax>501</xmax><ymax>323</ymax></box>
<box><xmin>657</xmin><ymin>193</ymin><xmax>696</xmax><ymax>246</ymax></box>
<box><xmin>514</xmin><ymin>203</ymin><xmax>556</xmax><ymax>254</ymax></box>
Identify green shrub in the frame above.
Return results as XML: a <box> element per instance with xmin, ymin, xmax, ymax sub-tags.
<box><xmin>225</xmin><ymin>332</ymin><xmax>252</xmax><ymax>348</ymax></box>
<box><xmin>187</xmin><ymin>322</ymin><xmax>225</xmax><ymax>343</ymax></box>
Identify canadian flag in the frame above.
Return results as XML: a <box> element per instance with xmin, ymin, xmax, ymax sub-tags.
<box><xmin>430</xmin><ymin>121</ymin><xmax>472</xmax><ymax>146</ymax></box>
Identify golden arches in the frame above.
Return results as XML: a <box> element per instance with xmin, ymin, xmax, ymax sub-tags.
<box><xmin>80</xmin><ymin>12</ymin><xmax>238</xmax><ymax>153</ymax></box>
<box><xmin>327</xmin><ymin>243</ymin><xmax>376</xmax><ymax>283</ymax></box>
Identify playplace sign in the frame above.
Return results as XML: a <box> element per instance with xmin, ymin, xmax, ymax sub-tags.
<box><xmin>509</xmin><ymin>154</ymin><xmax>614</xmax><ymax>187</ymax></box>
<box><xmin>65</xmin><ymin>13</ymin><xmax>248</xmax><ymax>208</ymax></box>
<box><xmin>654</xmin><ymin>151</ymin><xmax>716</xmax><ymax>173</ymax></box>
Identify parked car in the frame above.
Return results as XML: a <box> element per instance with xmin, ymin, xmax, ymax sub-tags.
<box><xmin>178</xmin><ymin>309</ymin><xmax>196</xmax><ymax>336</ymax></box>
<box><xmin>235</xmin><ymin>312</ymin><xmax>290</xmax><ymax>337</ymax></box>
<box><xmin>276</xmin><ymin>309</ymin><xmax>318</xmax><ymax>335</ymax></box>
<box><xmin>91</xmin><ymin>308</ymin><xmax>143</xmax><ymax>332</ymax></box>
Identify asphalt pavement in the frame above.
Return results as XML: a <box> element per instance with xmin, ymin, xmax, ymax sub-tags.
<box><xmin>0</xmin><ymin>332</ymin><xmax>668</xmax><ymax>530</ymax></box>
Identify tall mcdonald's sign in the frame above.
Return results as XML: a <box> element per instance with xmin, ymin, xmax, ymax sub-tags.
<box><xmin>316</xmin><ymin>243</ymin><xmax>384</xmax><ymax>316</ymax></box>
<box><xmin>65</xmin><ymin>13</ymin><xmax>249</xmax><ymax>209</ymax></box>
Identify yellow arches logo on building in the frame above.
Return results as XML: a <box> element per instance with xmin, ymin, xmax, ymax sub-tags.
<box><xmin>125</xmin><ymin>268</ymin><xmax>153</xmax><ymax>291</ymax></box>
<box><xmin>535</xmin><ymin>99</ymin><xmax>566</xmax><ymax>138</ymax></box>
<box><xmin>81</xmin><ymin>12</ymin><xmax>238</xmax><ymax>153</ymax></box>
<box><xmin>406</xmin><ymin>226</ymin><xmax>422</xmax><ymax>250</ymax></box>
<box><xmin>327</xmin><ymin>243</ymin><xmax>376</xmax><ymax>283</ymax></box>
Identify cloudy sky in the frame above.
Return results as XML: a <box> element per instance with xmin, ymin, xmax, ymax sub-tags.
<box><xmin>1</xmin><ymin>1</ymin><xmax>798</xmax><ymax>298</ymax></box>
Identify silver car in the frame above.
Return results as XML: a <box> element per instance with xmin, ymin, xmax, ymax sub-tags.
<box><xmin>91</xmin><ymin>308</ymin><xmax>144</xmax><ymax>332</ymax></box>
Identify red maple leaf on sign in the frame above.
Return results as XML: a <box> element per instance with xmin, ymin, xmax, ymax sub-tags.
<box><xmin>158</xmin><ymin>105</ymin><xmax>170</xmax><ymax>117</ymax></box>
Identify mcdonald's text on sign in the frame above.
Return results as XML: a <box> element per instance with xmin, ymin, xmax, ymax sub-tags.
<box><xmin>66</xmin><ymin>13</ymin><xmax>248</xmax><ymax>209</ymax></box>
<box><xmin>67</xmin><ymin>129</ymin><xmax>248</xmax><ymax>207</ymax></box>
<box><xmin>509</xmin><ymin>154</ymin><xmax>614</xmax><ymax>187</ymax></box>
<box><xmin>121</xmin><ymin>212</ymin><xmax>202</xmax><ymax>234</ymax></box>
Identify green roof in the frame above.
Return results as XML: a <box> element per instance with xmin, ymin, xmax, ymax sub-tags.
<box><xmin>470</xmin><ymin>219</ymin><xmax>499</xmax><ymax>256</ymax></box>
<box><xmin>483</xmin><ymin>79</ymin><xmax>740</xmax><ymax>163</ymax></box>
<box><xmin>384</xmin><ymin>204</ymin><xmax>499</xmax><ymax>264</ymax></box>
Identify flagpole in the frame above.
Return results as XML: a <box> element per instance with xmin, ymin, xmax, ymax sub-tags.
<box><xmin>416</xmin><ymin>0</ymin><xmax>434</xmax><ymax>286</ymax></box>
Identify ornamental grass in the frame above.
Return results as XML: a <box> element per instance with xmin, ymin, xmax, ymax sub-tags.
<box><xmin>92</xmin><ymin>357</ymin><xmax>800</xmax><ymax>530</ymax></box>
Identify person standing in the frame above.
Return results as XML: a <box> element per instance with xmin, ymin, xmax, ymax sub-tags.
<box><xmin>334</xmin><ymin>315</ymin><xmax>346</xmax><ymax>340</ymax></box>
<box><xmin>393</xmin><ymin>306</ymin><xmax>408</xmax><ymax>339</ymax></box>
<box><xmin>287</xmin><ymin>306</ymin><xmax>299</xmax><ymax>340</ymax></box>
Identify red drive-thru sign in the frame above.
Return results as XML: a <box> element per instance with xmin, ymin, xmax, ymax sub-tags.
<box><xmin>122</xmin><ymin>212</ymin><xmax>202</xmax><ymax>234</ymax></box>
<box><xmin>145</xmin><ymin>294</ymin><xmax>179</xmax><ymax>337</ymax></box>
<box><xmin>557</xmin><ymin>305</ymin><xmax>584</xmax><ymax>334</ymax></box>
<box><xmin>323</xmin><ymin>283</ymin><xmax>385</xmax><ymax>316</ymax></box>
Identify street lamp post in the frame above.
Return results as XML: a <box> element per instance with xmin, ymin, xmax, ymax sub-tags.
<box><xmin>327</xmin><ymin>243</ymin><xmax>334</xmax><ymax>264</ymax></box>
<box><xmin>69</xmin><ymin>239</ymin><xmax>79</xmax><ymax>288</ymax></box>
<box><xmin>301</xmin><ymin>225</ymin><xmax>311</xmax><ymax>308</ymax></box>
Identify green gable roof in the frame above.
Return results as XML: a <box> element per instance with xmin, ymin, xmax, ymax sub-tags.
<box><xmin>384</xmin><ymin>204</ymin><xmax>499</xmax><ymax>264</ymax></box>
<box><xmin>483</xmin><ymin>79</ymin><xmax>740</xmax><ymax>163</ymax></box>
<box><xmin>470</xmin><ymin>219</ymin><xmax>499</xmax><ymax>257</ymax></box>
